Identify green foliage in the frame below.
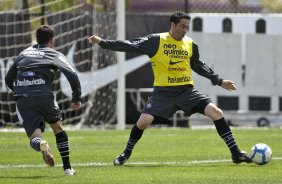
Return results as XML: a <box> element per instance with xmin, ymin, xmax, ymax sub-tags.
<box><xmin>262</xmin><ymin>0</ymin><xmax>282</xmax><ymax>13</ymax></box>
<box><xmin>0</xmin><ymin>0</ymin><xmax>20</xmax><ymax>11</ymax></box>
<box><xmin>0</xmin><ymin>0</ymin><xmax>114</xmax><ymax>12</ymax></box>
<box><xmin>0</xmin><ymin>128</ymin><xmax>282</xmax><ymax>183</ymax></box>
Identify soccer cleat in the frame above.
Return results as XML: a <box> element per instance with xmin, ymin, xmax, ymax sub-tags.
<box><xmin>64</xmin><ymin>168</ymin><xmax>76</xmax><ymax>176</ymax></box>
<box><xmin>232</xmin><ymin>151</ymin><xmax>252</xmax><ymax>164</ymax></box>
<box><xmin>40</xmin><ymin>140</ymin><xmax>55</xmax><ymax>167</ymax></box>
<box><xmin>113</xmin><ymin>152</ymin><xmax>130</xmax><ymax>166</ymax></box>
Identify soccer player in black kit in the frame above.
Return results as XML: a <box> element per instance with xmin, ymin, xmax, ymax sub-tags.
<box><xmin>88</xmin><ymin>12</ymin><xmax>252</xmax><ymax>166</ymax></box>
<box><xmin>5</xmin><ymin>25</ymin><xmax>81</xmax><ymax>176</ymax></box>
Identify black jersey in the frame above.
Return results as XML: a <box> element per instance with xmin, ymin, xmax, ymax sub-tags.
<box><xmin>5</xmin><ymin>44</ymin><xmax>81</xmax><ymax>102</ymax></box>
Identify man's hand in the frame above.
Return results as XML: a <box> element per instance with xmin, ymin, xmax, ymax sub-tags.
<box><xmin>221</xmin><ymin>80</ymin><xmax>237</xmax><ymax>91</ymax></box>
<box><xmin>88</xmin><ymin>35</ymin><xmax>102</xmax><ymax>44</ymax></box>
<box><xmin>71</xmin><ymin>102</ymin><xmax>81</xmax><ymax>110</ymax></box>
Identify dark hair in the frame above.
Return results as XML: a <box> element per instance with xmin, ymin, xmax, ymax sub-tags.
<box><xmin>170</xmin><ymin>12</ymin><xmax>191</xmax><ymax>25</ymax></box>
<box><xmin>36</xmin><ymin>25</ymin><xmax>54</xmax><ymax>44</ymax></box>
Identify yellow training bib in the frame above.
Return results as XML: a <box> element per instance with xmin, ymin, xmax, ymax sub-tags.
<box><xmin>150</xmin><ymin>32</ymin><xmax>194</xmax><ymax>86</ymax></box>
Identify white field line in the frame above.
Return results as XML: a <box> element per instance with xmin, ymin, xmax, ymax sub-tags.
<box><xmin>1</xmin><ymin>157</ymin><xmax>282</xmax><ymax>169</ymax></box>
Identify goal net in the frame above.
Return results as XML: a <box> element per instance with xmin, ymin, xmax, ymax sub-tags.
<box><xmin>0</xmin><ymin>0</ymin><xmax>118</xmax><ymax>128</ymax></box>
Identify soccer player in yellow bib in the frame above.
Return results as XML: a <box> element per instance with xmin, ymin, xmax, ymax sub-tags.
<box><xmin>88</xmin><ymin>12</ymin><xmax>252</xmax><ymax>165</ymax></box>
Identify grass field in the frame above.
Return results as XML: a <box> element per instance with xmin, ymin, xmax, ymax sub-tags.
<box><xmin>0</xmin><ymin>127</ymin><xmax>282</xmax><ymax>184</ymax></box>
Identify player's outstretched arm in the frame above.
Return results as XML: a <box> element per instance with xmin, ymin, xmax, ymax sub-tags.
<box><xmin>220</xmin><ymin>80</ymin><xmax>237</xmax><ymax>91</ymax></box>
<box><xmin>88</xmin><ymin>33</ymin><xmax>156</xmax><ymax>55</ymax></box>
<box><xmin>88</xmin><ymin>35</ymin><xmax>101</xmax><ymax>44</ymax></box>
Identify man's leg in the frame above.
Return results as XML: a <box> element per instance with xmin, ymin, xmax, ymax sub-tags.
<box><xmin>29</xmin><ymin>128</ymin><xmax>55</xmax><ymax>167</ymax></box>
<box><xmin>113</xmin><ymin>113</ymin><xmax>154</xmax><ymax>166</ymax></box>
<box><xmin>204</xmin><ymin>103</ymin><xmax>252</xmax><ymax>164</ymax></box>
<box><xmin>29</xmin><ymin>128</ymin><xmax>43</xmax><ymax>152</ymax></box>
<box><xmin>49</xmin><ymin>122</ymin><xmax>76</xmax><ymax>176</ymax></box>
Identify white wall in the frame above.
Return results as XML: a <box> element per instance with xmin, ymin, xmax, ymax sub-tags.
<box><xmin>189</xmin><ymin>33</ymin><xmax>282</xmax><ymax>112</ymax></box>
<box><xmin>185</xmin><ymin>13</ymin><xmax>282</xmax><ymax>113</ymax></box>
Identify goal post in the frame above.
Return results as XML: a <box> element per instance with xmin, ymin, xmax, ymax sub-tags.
<box><xmin>116</xmin><ymin>0</ymin><xmax>126</xmax><ymax>130</ymax></box>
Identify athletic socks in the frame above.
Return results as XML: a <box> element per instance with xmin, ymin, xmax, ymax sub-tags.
<box><xmin>30</xmin><ymin>132</ymin><xmax>71</xmax><ymax>170</ymax></box>
<box><xmin>213</xmin><ymin>117</ymin><xmax>241</xmax><ymax>156</ymax></box>
<box><xmin>30</xmin><ymin>137</ymin><xmax>42</xmax><ymax>151</ymax></box>
<box><xmin>55</xmin><ymin>131</ymin><xmax>71</xmax><ymax>170</ymax></box>
<box><xmin>124</xmin><ymin>124</ymin><xmax>144</xmax><ymax>155</ymax></box>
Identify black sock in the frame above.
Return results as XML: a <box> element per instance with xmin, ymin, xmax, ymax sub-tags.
<box><xmin>30</xmin><ymin>137</ymin><xmax>42</xmax><ymax>152</ymax></box>
<box><xmin>56</xmin><ymin>131</ymin><xmax>71</xmax><ymax>170</ymax></box>
<box><xmin>213</xmin><ymin>118</ymin><xmax>241</xmax><ymax>156</ymax></box>
<box><xmin>124</xmin><ymin>124</ymin><xmax>144</xmax><ymax>156</ymax></box>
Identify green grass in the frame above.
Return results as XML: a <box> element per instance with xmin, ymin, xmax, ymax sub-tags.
<box><xmin>0</xmin><ymin>128</ymin><xmax>282</xmax><ymax>184</ymax></box>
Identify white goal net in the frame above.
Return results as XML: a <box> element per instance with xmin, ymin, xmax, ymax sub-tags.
<box><xmin>0</xmin><ymin>0</ymin><xmax>118</xmax><ymax>128</ymax></box>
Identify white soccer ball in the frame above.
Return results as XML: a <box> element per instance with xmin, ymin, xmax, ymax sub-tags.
<box><xmin>250</xmin><ymin>143</ymin><xmax>272</xmax><ymax>165</ymax></box>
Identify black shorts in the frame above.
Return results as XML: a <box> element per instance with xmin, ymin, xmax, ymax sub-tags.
<box><xmin>143</xmin><ymin>85</ymin><xmax>212</xmax><ymax>120</ymax></box>
<box><xmin>16</xmin><ymin>95</ymin><xmax>62</xmax><ymax>137</ymax></box>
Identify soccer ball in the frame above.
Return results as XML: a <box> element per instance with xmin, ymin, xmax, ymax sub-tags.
<box><xmin>250</xmin><ymin>143</ymin><xmax>272</xmax><ymax>165</ymax></box>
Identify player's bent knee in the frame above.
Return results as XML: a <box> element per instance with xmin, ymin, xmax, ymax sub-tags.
<box><xmin>205</xmin><ymin>104</ymin><xmax>224</xmax><ymax>120</ymax></box>
<box><xmin>137</xmin><ymin>114</ymin><xmax>154</xmax><ymax>130</ymax></box>
<box><xmin>208</xmin><ymin>107</ymin><xmax>223</xmax><ymax>121</ymax></box>
<box><xmin>49</xmin><ymin>122</ymin><xmax>64</xmax><ymax>134</ymax></box>
<box><xmin>137</xmin><ymin>120</ymin><xmax>150</xmax><ymax>130</ymax></box>
<box><xmin>214</xmin><ymin>107</ymin><xmax>224</xmax><ymax>119</ymax></box>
